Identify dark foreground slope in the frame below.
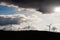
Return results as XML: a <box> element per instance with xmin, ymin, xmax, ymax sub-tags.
<box><xmin>0</xmin><ymin>30</ymin><xmax>60</xmax><ymax>40</ymax></box>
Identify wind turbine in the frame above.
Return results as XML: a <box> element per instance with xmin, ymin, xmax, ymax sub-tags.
<box><xmin>47</xmin><ymin>24</ymin><xmax>52</xmax><ymax>31</ymax></box>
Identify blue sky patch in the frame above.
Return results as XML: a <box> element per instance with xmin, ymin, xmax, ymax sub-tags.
<box><xmin>0</xmin><ymin>5</ymin><xmax>17</xmax><ymax>15</ymax></box>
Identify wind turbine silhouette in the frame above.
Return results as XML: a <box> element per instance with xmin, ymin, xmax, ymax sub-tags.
<box><xmin>47</xmin><ymin>24</ymin><xmax>52</xmax><ymax>31</ymax></box>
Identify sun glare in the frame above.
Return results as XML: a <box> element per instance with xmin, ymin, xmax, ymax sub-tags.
<box><xmin>54</xmin><ymin>7</ymin><xmax>60</xmax><ymax>13</ymax></box>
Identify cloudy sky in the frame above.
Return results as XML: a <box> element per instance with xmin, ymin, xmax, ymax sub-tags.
<box><xmin>0</xmin><ymin>0</ymin><xmax>60</xmax><ymax>32</ymax></box>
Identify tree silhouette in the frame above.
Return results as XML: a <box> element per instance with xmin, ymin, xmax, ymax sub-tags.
<box><xmin>23</xmin><ymin>25</ymin><xmax>31</xmax><ymax>29</ymax></box>
<box><xmin>52</xmin><ymin>27</ymin><xmax>57</xmax><ymax>32</ymax></box>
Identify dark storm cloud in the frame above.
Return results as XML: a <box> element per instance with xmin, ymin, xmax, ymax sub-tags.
<box><xmin>0</xmin><ymin>0</ymin><xmax>60</xmax><ymax>13</ymax></box>
<box><xmin>0</xmin><ymin>16</ymin><xmax>20</xmax><ymax>26</ymax></box>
